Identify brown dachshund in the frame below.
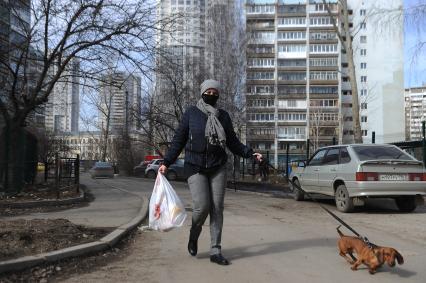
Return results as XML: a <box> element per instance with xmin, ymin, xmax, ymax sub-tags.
<box><xmin>371</xmin><ymin>244</ymin><xmax>404</xmax><ymax>268</ymax></box>
<box><xmin>337</xmin><ymin>226</ymin><xmax>383</xmax><ymax>274</ymax></box>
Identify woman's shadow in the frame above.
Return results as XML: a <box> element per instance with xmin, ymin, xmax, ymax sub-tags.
<box><xmin>197</xmin><ymin>238</ymin><xmax>416</xmax><ymax>277</ymax></box>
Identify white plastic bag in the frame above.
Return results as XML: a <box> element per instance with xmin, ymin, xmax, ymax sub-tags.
<box><xmin>149</xmin><ymin>173</ymin><xmax>187</xmax><ymax>231</ymax></box>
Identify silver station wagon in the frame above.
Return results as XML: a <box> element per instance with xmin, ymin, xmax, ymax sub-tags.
<box><xmin>290</xmin><ymin>144</ymin><xmax>426</xmax><ymax>213</ymax></box>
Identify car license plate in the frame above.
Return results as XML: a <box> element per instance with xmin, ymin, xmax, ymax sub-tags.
<box><xmin>379</xmin><ymin>174</ymin><xmax>408</xmax><ymax>181</ymax></box>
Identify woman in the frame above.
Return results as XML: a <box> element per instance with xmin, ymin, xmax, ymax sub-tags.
<box><xmin>159</xmin><ymin>79</ymin><xmax>262</xmax><ymax>265</ymax></box>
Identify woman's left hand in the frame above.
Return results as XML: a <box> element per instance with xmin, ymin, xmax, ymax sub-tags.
<box><xmin>253</xmin><ymin>152</ymin><xmax>263</xmax><ymax>161</ymax></box>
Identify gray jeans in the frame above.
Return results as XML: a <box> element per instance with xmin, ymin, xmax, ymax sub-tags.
<box><xmin>187</xmin><ymin>166</ymin><xmax>227</xmax><ymax>255</ymax></box>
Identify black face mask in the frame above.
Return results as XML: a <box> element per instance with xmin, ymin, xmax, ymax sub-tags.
<box><xmin>202</xmin><ymin>94</ymin><xmax>219</xmax><ymax>106</ymax></box>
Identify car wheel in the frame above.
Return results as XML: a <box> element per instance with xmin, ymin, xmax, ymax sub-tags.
<box><xmin>395</xmin><ymin>196</ymin><xmax>417</xmax><ymax>212</ymax></box>
<box><xmin>292</xmin><ymin>179</ymin><xmax>304</xmax><ymax>201</ymax></box>
<box><xmin>166</xmin><ymin>171</ymin><xmax>177</xmax><ymax>181</ymax></box>
<box><xmin>147</xmin><ymin>170</ymin><xmax>156</xmax><ymax>179</ymax></box>
<box><xmin>335</xmin><ymin>184</ymin><xmax>354</xmax><ymax>213</ymax></box>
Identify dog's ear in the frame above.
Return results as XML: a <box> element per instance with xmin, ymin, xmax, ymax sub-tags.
<box><xmin>374</xmin><ymin>249</ymin><xmax>384</xmax><ymax>263</ymax></box>
<box><xmin>393</xmin><ymin>249</ymin><xmax>404</xmax><ymax>265</ymax></box>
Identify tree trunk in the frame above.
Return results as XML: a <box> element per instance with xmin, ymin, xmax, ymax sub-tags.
<box><xmin>341</xmin><ymin>0</ymin><xmax>362</xmax><ymax>143</ymax></box>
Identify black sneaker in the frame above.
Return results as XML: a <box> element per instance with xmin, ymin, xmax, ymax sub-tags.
<box><xmin>210</xmin><ymin>254</ymin><xmax>230</xmax><ymax>265</ymax></box>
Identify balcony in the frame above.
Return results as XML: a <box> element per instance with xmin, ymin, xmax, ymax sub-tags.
<box><xmin>277</xmin><ymin>134</ymin><xmax>306</xmax><ymax>140</ymax></box>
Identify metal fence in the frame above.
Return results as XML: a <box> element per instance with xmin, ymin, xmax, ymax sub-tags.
<box><xmin>1</xmin><ymin>154</ymin><xmax>80</xmax><ymax>197</ymax></box>
<box><xmin>42</xmin><ymin>154</ymin><xmax>80</xmax><ymax>198</ymax></box>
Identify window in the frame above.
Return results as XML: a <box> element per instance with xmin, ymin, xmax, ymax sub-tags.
<box><xmin>310</xmin><ymin>99</ymin><xmax>338</xmax><ymax>107</ymax></box>
<box><xmin>360</xmin><ymin>62</ymin><xmax>367</xmax><ymax>69</ymax></box>
<box><xmin>361</xmin><ymin>76</ymin><xmax>367</xmax><ymax>82</ymax></box>
<box><xmin>247</xmin><ymin>5</ymin><xmax>275</xmax><ymax>14</ymax></box>
<box><xmin>278</xmin><ymin>44</ymin><xmax>306</xmax><ymax>53</ymax></box>
<box><xmin>339</xmin><ymin>147</ymin><xmax>351</xmax><ymax>163</ymax></box>
<box><xmin>309</xmin><ymin>57</ymin><xmax>337</xmax><ymax>67</ymax></box>
<box><xmin>277</xmin><ymin>113</ymin><xmax>307</xmax><ymax>121</ymax></box>
<box><xmin>278</xmin><ymin>86</ymin><xmax>306</xmax><ymax>95</ymax></box>
<box><xmin>278</xmin><ymin>72</ymin><xmax>306</xmax><ymax>81</ymax></box>
<box><xmin>361</xmin><ymin>89</ymin><xmax>367</xmax><ymax>96</ymax></box>
<box><xmin>309</xmin><ymin>44</ymin><xmax>338</xmax><ymax>53</ymax></box>
<box><xmin>248</xmin><ymin>113</ymin><xmax>275</xmax><ymax>121</ymax></box>
<box><xmin>360</xmin><ymin>49</ymin><xmax>367</xmax><ymax>56</ymax></box>
<box><xmin>247</xmin><ymin>72</ymin><xmax>274</xmax><ymax>80</ymax></box>
<box><xmin>361</xmin><ymin>103</ymin><xmax>367</xmax><ymax>109</ymax></box>
<box><xmin>352</xmin><ymin>146</ymin><xmax>413</xmax><ymax>161</ymax></box>
<box><xmin>248</xmin><ymin>99</ymin><xmax>275</xmax><ymax>107</ymax></box>
<box><xmin>252</xmin><ymin>32</ymin><xmax>275</xmax><ymax>41</ymax></box>
<box><xmin>310</xmin><ymin>32</ymin><xmax>337</xmax><ymax>41</ymax></box>
<box><xmin>361</xmin><ymin>22</ymin><xmax>366</xmax><ymax>29</ymax></box>
<box><xmin>323</xmin><ymin>148</ymin><xmax>340</xmax><ymax>165</ymax></box>
<box><xmin>309</xmin><ymin>149</ymin><xmax>327</xmax><ymax>166</ymax></box>
<box><xmin>360</xmin><ymin>9</ymin><xmax>366</xmax><ymax>16</ymax></box>
<box><xmin>277</xmin><ymin>99</ymin><xmax>306</xmax><ymax>108</ymax></box>
<box><xmin>248</xmin><ymin>46</ymin><xmax>275</xmax><ymax>54</ymax></box>
<box><xmin>278</xmin><ymin>17</ymin><xmax>306</xmax><ymax>26</ymax></box>
<box><xmin>360</xmin><ymin>36</ymin><xmax>367</xmax><ymax>43</ymax></box>
<box><xmin>247</xmin><ymin>58</ymin><xmax>275</xmax><ymax>67</ymax></box>
<box><xmin>310</xmin><ymin>17</ymin><xmax>333</xmax><ymax>26</ymax></box>
<box><xmin>310</xmin><ymin>71</ymin><xmax>338</xmax><ymax>80</ymax></box>
<box><xmin>310</xmin><ymin>86</ymin><xmax>338</xmax><ymax>94</ymax></box>
<box><xmin>361</xmin><ymin>116</ymin><xmax>367</xmax><ymax>122</ymax></box>
<box><xmin>278</xmin><ymin>59</ymin><xmax>306</xmax><ymax>67</ymax></box>
<box><xmin>278</xmin><ymin>31</ymin><xmax>306</xmax><ymax>40</ymax></box>
<box><xmin>361</xmin><ymin>130</ymin><xmax>368</xmax><ymax>136</ymax></box>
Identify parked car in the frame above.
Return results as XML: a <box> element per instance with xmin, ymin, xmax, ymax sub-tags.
<box><xmin>144</xmin><ymin>159</ymin><xmax>185</xmax><ymax>180</ymax></box>
<box><xmin>145</xmin><ymin>159</ymin><xmax>164</xmax><ymax>179</ymax></box>
<box><xmin>134</xmin><ymin>160</ymin><xmax>152</xmax><ymax>177</ymax></box>
<box><xmin>289</xmin><ymin>144</ymin><xmax>426</xmax><ymax>213</ymax></box>
<box><xmin>165</xmin><ymin>159</ymin><xmax>185</xmax><ymax>181</ymax></box>
<box><xmin>90</xmin><ymin>161</ymin><xmax>114</xmax><ymax>178</ymax></box>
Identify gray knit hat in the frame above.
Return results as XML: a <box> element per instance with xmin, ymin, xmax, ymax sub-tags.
<box><xmin>200</xmin><ymin>79</ymin><xmax>221</xmax><ymax>95</ymax></box>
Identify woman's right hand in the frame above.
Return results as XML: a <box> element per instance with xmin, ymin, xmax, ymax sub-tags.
<box><xmin>159</xmin><ymin>164</ymin><xmax>167</xmax><ymax>174</ymax></box>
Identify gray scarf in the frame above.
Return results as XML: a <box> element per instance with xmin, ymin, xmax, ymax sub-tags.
<box><xmin>196</xmin><ymin>99</ymin><xmax>226</xmax><ymax>148</ymax></box>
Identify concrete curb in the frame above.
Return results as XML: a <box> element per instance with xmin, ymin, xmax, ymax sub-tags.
<box><xmin>0</xmin><ymin>195</ymin><xmax>149</xmax><ymax>274</ymax></box>
<box><xmin>0</xmin><ymin>185</ymin><xmax>88</xmax><ymax>209</ymax></box>
<box><xmin>226</xmin><ymin>187</ymin><xmax>293</xmax><ymax>199</ymax></box>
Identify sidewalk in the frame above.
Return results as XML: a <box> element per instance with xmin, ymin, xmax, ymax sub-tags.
<box><xmin>1</xmin><ymin>174</ymin><xmax>145</xmax><ymax>228</ymax></box>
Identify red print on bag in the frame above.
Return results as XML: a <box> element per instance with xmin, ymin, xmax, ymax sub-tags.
<box><xmin>154</xmin><ymin>204</ymin><xmax>161</xmax><ymax>219</ymax></box>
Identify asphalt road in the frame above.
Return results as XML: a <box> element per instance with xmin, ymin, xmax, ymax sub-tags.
<box><xmin>61</xmin><ymin>175</ymin><xmax>426</xmax><ymax>283</ymax></box>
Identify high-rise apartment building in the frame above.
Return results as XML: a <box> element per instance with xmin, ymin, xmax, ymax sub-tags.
<box><xmin>98</xmin><ymin>72</ymin><xmax>142</xmax><ymax>133</ymax></box>
<box><xmin>155</xmin><ymin>0</ymin><xmax>243</xmax><ymax>145</ymax></box>
<box><xmin>45</xmin><ymin>59</ymin><xmax>80</xmax><ymax>133</ymax></box>
<box><xmin>0</xmin><ymin>0</ymin><xmax>32</xmax><ymax>128</ymax></box>
<box><xmin>405</xmin><ymin>86</ymin><xmax>426</xmax><ymax>141</ymax></box>
<box><xmin>245</xmin><ymin>0</ymin><xmax>404</xmax><ymax>167</ymax></box>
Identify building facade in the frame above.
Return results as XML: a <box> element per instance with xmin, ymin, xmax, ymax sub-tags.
<box><xmin>0</xmin><ymin>0</ymin><xmax>32</xmax><ymax>128</ymax></box>
<box><xmin>405</xmin><ymin>86</ymin><xmax>426</xmax><ymax>141</ymax></box>
<box><xmin>45</xmin><ymin>59</ymin><xmax>80</xmax><ymax>133</ymax></box>
<box><xmin>245</xmin><ymin>0</ymin><xmax>404</xmax><ymax>167</ymax></box>
<box><xmin>98</xmin><ymin>72</ymin><xmax>142</xmax><ymax>133</ymax></box>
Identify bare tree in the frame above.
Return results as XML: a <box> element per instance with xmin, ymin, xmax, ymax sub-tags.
<box><xmin>322</xmin><ymin>0</ymin><xmax>363</xmax><ymax>143</ymax></box>
<box><xmin>206</xmin><ymin>0</ymin><xmax>247</xmax><ymax>133</ymax></box>
<box><xmin>0</xmin><ymin>0</ymin><xmax>178</xmax><ymax>191</ymax></box>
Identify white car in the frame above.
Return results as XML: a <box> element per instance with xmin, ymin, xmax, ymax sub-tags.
<box><xmin>144</xmin><ymin>159</ymin><xmax>164</xmax><ymax>179</ymax></box>
<box><xmin>290</xmin><ymin>144</ymin><xmax>426</xmax><ymax>213</ymax></box>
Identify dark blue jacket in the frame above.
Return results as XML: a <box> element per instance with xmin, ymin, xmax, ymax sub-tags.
<box><xmin>163</xmin><ymin>106</ymin><xmax>253</xmax><ymax>169</ymax></box>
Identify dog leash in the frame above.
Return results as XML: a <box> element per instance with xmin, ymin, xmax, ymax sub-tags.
<box><xmin>287</xmin><ymin>178</ymin><xmax>374</xmax><ymax>248</ymax></box>
<box><xmin>262</xmin><ymin>162</ymin><xmax>374</xmax><ymax>248</ymax></box>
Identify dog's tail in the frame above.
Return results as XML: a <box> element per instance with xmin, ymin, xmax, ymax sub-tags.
<box><xmin>336</xmin><ymin>225</ymin><xmax>344</xmax><ymax>237</ymax></box>
<box><xmin>395</xmin><ymin>250</ymin><xmax>404</xmax><ymax>265</ymax></box>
